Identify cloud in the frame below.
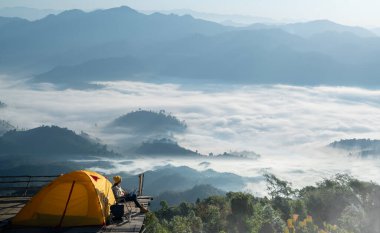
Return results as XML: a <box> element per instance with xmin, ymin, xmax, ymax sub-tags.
<box><xmin>2</xmin><ymin>77</ymin><xmax>380</xmax><ymax>191</ymax></box>
<box><xmin>2</xmin><ymin>78</ymin><xmax>380</xmax><ymax>154</ymax></box>
<box><xmin>80</xmin><ymin>153</ymin><xmax>380</xmax><ymax>196</ymax></box>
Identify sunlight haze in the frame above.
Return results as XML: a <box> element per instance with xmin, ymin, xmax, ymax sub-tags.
<box><xmin>0</xmin><ymin>0</ymin><xmax>380</xmax><ymax>27</ymax></box>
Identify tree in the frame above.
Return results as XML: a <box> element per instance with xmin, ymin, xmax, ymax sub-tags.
<box><xmin>204</xmin><ymin>205</ymin><xmax>223</xmax><ymax>233</ymax></box>
<box><xmin>258</xmin><ymin>222</ymin><xmax>275</xmax><ymax>233</ymax></box>
<box><xmin>300</xmin><ymin>174</ymin><xmax>358</xmax><ymax>225</ymax></box>
<box><xmin>144</xmin><ymin>212</ymin><xmax>169</xmax><ymax>233</ymax></box>
<box><xmin>226</xmin><ymin>192</ymin><xmax>255</xmax><ymax>233</ymax></box>
<box><xmin>227</xmin><ymin>192</ymin><xmax>254</xmax><ymax>216</ymax></box>
<box><xmin>170</xmin><ymin>216</ymin><xmax>192</xmax><ymax>233</ymax></box>
<box><xmin>188</xmin><ymin>210</ymin><xmax>203</xmax><ymax>233</ymax></box>
<box><xmin>338</xmin><ymin>204</ymin><xmax>365</xmax><ymax>233</ymax></box>
<box><xmin>264</xmin><ymin>174</ymin><xmax>295</xmax><ymax>199</ymax></box>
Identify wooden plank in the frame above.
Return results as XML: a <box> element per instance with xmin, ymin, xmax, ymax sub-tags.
<box><xmin>0</xmin><ymin>197</ymin><xmax>30</xmax><ymax>225</ymax></box>
<box><xmin>0</xmin><ymin>198</ymin><xmax>30</xmax><ymax>204</ymax></box>
<box><xmin>137</xmin><ymin>196</ymin><xmax>153</xmax><ymax>200</ymax></box>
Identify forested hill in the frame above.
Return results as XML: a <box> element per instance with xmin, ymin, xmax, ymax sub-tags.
<box><xmin>107</xmin><ymin>110</ymin><xmax>187</xmax><ymax>135</ymax></box>
<box><xmin>0</xmin><ymin>125</ymin><xmax>115</xmax><ymax>156</ymax></box>
<box><xmin>329</xmin><ymin>139</ymin><xmax>380</xmax><ymax>157</ymax></box>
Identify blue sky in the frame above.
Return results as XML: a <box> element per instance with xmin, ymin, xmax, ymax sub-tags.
<box><xmin>0</xmin><ymin>0</ymin><xmax>379</xmax><ymax>27</ymax></box>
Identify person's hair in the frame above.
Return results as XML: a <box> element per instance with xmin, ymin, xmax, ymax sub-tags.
<box><xmin>113</xmin><ymin>176</ymin><xmax>122</xmax><ymax>184</ymax></box>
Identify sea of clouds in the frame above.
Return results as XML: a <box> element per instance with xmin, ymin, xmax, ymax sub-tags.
<box><xmin>82</xmin><ymin>153</ymin><xmax>380</xmax><ymax>196</ymax></box>
<box><xmin>1</xmin><ymin>75</ymin><xmax>380</xmax><ymax>192</ymax></box>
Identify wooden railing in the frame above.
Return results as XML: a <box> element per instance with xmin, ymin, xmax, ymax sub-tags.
<box><xmin>0</xmin><ymin>174</ymin><xmax>145</xmax><ymax>197</ymax></box>
<box><xmin>0</xmin><ymin>175</ymin><xmax>58</xmax><ymax>197</ymax></box>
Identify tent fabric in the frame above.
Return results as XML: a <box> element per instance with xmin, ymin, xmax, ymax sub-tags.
<box><xmin>12</xmin><ymin>170</ymin><xmax>116</xmax><ymax>227</ymax></box>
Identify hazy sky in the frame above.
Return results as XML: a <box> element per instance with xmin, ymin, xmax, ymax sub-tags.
<box><xmin>0</xmin><ymin>0</ymin><xmax>380</xmax><ymax>27</ymax></box>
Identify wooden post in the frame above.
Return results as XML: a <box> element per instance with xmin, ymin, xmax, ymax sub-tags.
<box><xmin>23</xmin><ymin>176</ymin><xmax>32</xmax><ymax>197</ymax></box>
<box><xmin>138</xmin><ymin>174</ymin><xmax>144</xmax><ymax>196</ymax></box>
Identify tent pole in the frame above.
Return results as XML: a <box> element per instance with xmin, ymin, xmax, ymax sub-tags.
<box><xmin>57</xmin><ymin>181</ymin><xmax>76</xmax><ymax>228</ymax></box>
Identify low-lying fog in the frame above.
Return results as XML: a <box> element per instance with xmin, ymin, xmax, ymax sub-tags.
<box><xmin>1</xmin><ymin>75</ymin><xmax>380</xmax><ymax>194</ymax></box>
<box><xmin>81</xmin><ymin>152</ymin><xmax>380</xmax><ymax>196</ymax></box>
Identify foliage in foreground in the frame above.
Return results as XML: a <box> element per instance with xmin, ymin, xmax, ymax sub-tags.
<box><xmin>144</xmin><ymin>174</ymin><xmax>380</xmax><ymax>233</ymax></box>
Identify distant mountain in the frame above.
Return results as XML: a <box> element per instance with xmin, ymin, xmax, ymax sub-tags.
<box><xmin>0</xmin><ymin>157</ymin><xmax>118</xmax><ymax>176</ymax></box>
<box><xmin>0</xmin><ymin>125</ymin><xmax>115</xmax><ymax>157</ymax></box>
<box><xmin>0</xmin><ymin>101</ymin><xmax>6</xmax><ymax>108</ymax></box>
<box><xmin>247</xmin><ymin>20</ymin><xmax>376</xmax><ymax>38</ymax></box>
<box><xmin>0</xmin><ymin>120</ymin><xmax>15</xmax><ymax>136</ymax></box>
<box><xmin>107</xmin><ymin>110</ymin><xmax>187</xmax><ymax>136</ymax></box>
<box><xmin>282</xmin><ymin>20</ymin><xmax>376</xmax><ymax>38</ymax></box>
<box><xmin>152</xmin><ymin>9</ymin><xmax>277</xmax><ymax>26</ymax></box>
<box><xmin>329</xmin><ymin>139</ymin><xmax>380</xmax><ymax>157</ymax></box>
<box><xmin>0</xmin><ymin>7</ymin><xmax>60</xmax><ymax>21</ymax></box>
<box><xmin>35</xmin><ymin>56</ymin><xmax>145</xmax><ymax>85</ymax></box>
<box><xmin>212</xmin><ymin>151</ymin><xmax>261</xmax><ymax>160</ymax></box>
<box><xmin>151</xmin><ymin>184</ymin><xmax>225</xmax><ymax>210</ymax></box>
<box><xmin>120</xmin><ymin>165</ymin><xmax>250</xmax><ymax>195</ymax></box>
<box><xmin>0</xmin><ymin>160</ymin><xmax>80</xmax><ymax>176</ymax></box>
<box><xmin>0</xmin><ymin>16</ymin><xmax>28</xmax><ymax>29</ymax></box>
<box><xmin>135</xmin><ymin>138</ymin><xmax>198</xmax><ymax>156</ymax></box>
<box><xmin>2</xmin><ymin>6</ymin><xmax>380</xmax><ymax>87</ymax></box>
<box><xmin>35</xmin><ymin>26</ymin><xmax>380</xmax><ymax>87</ymax></box>
<box><xmin>0</xmin><ymin>6</ymin><xmax>229</xmax><ymax>73</ymax></box>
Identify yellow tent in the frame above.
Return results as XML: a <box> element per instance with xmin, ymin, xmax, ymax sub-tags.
<box><xmin>12</xmin><ymin>170</ymin><xmax>116</xmax><ymax>227</ymax></box>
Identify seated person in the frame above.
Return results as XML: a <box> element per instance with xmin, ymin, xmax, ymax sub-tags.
<box><xmin>112</xmin><ymin>176</ymin><xmax>148</xmax><ymax>213</ymax></box>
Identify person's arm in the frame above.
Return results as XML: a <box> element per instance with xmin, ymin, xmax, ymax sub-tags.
<box><xmin>121</xmin><ymin>187</ymin><xmax>129</xmax><ymax>195</ymax></box>
<box><xmin>120</xmin><ymin>187</ymin><xmax>125</xmax><ymax>196</ymax></box>
<box><xmin>112</xmin><ymin>185</ymin><xmax>125</xmax><ymax>198</ymax></box>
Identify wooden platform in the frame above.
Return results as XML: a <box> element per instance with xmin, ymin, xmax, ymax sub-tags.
<box><xmin>0</xmin><ymin>197</ymin><xmax>29</xmax><ymax>229</ymax></box>
<box><xmin>0</xmin><ymin>196</ymin><xmax>152</xmax><ymax>233</ymax></box>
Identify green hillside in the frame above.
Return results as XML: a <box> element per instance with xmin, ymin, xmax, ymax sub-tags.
<box><xmin>0</xmin><ymin>125</ymin><xmax>115</xmax><ymax>157</ymax></box>
<box><xmin>108</xmin><ymin>110</ymin><xmax>187</xmax><ymax>134</ymax></box>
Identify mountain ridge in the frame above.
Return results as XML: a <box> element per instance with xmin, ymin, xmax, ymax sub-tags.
<box><xmin>0</xmin><ymin>7</ymin><xmax>60</xmax><ymax>21</ymax></box>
